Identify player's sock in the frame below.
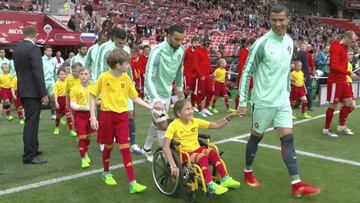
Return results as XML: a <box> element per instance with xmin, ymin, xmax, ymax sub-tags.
<box><xmin>224</xmin><ymin>95</ymin><xmax>230</xmax><ymax>109</ymax></box>
<box><xmin>17</xmin><ymin>106</ymin><xmax>24</xmax><ymax>119</ymax></box>
<box><xmin>65</xmin><ymin>111</ymin><xmax>73</xmax><ymax>130</ymax></box>
<box><xmin>55</xmin><ymin>114</ymin><xmax>61</xmax><ymax>127</ymax></box>
<box><xmin>120</xmin><ymin>143</ymin><xmax>135</xmax><ymax>182</ymax></box>
<box><xmin>196</xmin><ymin>154</ymin><xmax>212</xmax><ymax>183</ymax></box>
<box><xmin>4</xmin><ymin>103</ymin><xmax>10</xmax><ymax>116</ymax></box>
<box><xmin>301</xmin><ymin>101</ymin><xmax>307</xmax><ymax>114</ymax></box>
<box><xmin>280</xmin><ymin>134</ymin><xmax>300</xmax><ymax>179</ymax></box>
<box><xmin>211</xmin><ymin>97</ymin><xmax>217</xmax><ymax>109</ymax></box>
<box><xmin>235</xmin><ymin>95</ymin><xmax>240</xmax><ymax>109</ymax></box>
<box><xmin>339</xmin><ymin>106</ymin><xmax>353</xmax><ymax>126</ymax></box>
<box><xmin>84</xmin><ymin>137</ymin><xmax>90</xmax><ymax>153</ymax></box>
<box><xmin>143</xmin><ymin>123</ymin><xmax>157</xmax><ymax>150</ymax></box>
<box><xmin>129</xmin><ymin>118</ymin><xmax>136</xmax><ymax>145</ymax></box>
<box><xmin>50</xmin><ymin>101</ymin><xmax>55</xmax><ymax>116</ymax></box>
<box><xmin>207</xmin><ymin>149</ymin><xmax>227</xmax><ymax>177</ymax></box>
<box><xmin>103</xmin><ymin>144</ymin><xmax>113</xmax><ymax>172</ymax></box>
<box><xmin>325</xmin><ymin>107</ymin><xmax>335</xmax><ymax>129</ymax></box>
<box><xmin>245</xmin><ymin>135</ymin><xmax>263</xmax><ymax>170</ymax></box>
<box><xmin>78</xmin><ymin>136</ymin><xmax>87</xmax><ymax>158</ymax></box>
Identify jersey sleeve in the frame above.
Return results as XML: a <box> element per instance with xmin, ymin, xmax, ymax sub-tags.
<box><xmin>194</xmin><ymin>118</ymin><xmax>210</xmax><ymax>129</ymax></box>
<box><xmin>165</xmin><ymin>122</ymin><xmax>176</xmax><ymax>139</ymax></box>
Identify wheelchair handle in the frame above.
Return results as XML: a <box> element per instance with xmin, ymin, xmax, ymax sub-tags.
<box><xmin>198</xmin><ymin>134</ymin><xmax>210</xmax><ymax>139</ymax></box>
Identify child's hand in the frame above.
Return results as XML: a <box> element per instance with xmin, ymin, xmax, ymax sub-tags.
<box><xmin>12</xmin><ymin>94</ymin><xmax>17</xmax><ymax>100</ymax></box>
<box><xmin>90</xmin><ymin>117</ymin><xmax>99</xmax><ymax>130</ymax></box>
<box><xmin>55</xmin><ymin>102</ymin><xmax>60</xmax><ymax>109</ymax></box>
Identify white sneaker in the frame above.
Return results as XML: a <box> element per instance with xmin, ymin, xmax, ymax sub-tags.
<box><xmin>198</xmin><ymin>111</ymin><xmax>208</xmax><ymax>118</ymax></box>
<box><xmin>193</xmin><ymin>107</ymin><xmax>199</xmax><ymax>112</ymax></box>
<box><xmin>202</xmin><ymin>108</ymin><xmax>213</xmax><ymax>116</ymax></box>
<box><xmin>99</xmin><ymin>144</ymin><xmax>105</xmax><ymax>152</ymax></box>
<box><xmin>322</xmin><ymin>129</ymin><xmax>338</xmax><ymax>138</ymax></box>
<box><xmin>130</xmin><ymin>144</ymin><xmax>142</xmax><ymax>154</ymax></box>
<box><xmin>141</xmin><ymin>147</ymin><xmax>153</xmax><ymax>162</ymax></box>
<box><xmin>337</xmin><ymin>126</ymin><xmax>354</xmax><ymax>135</ymax></box>
<box><xmin>50</xmin><ymin>115</ymin><xmax>56</xmax><ymax>120</ymax></box>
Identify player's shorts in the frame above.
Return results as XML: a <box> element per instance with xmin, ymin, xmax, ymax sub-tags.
<box><xmin>251</xmin><ymin>104</ymin><xmax>293</xmax><ymax>134</ymax></box>
<box><xmin>0</xmin><ymin>88</ymin><xmax>12</xmax><ymax>101</ymax></box>
<box><xmin>214</xmin><ymin>81</ymin><xmax>227</xmax><ymax>97</ymax></box>
<box><xmin>97</xmin><ymin>111</ymin><xmax>129</xmax><ymax>144</ymax></box>
<box><xmin>56</xmin><ymin>96</ymin><xmax>70</xmax><ymax>115</ymax></box>
<box><xmin>45</xmin><ymin>81</ymin><xmax>54</xmax><ymax>96</ymax></box>
<box><xmin>197</xmin><ymin>75</ymin><xmax>214</xmax><ymax>96</ymax></box>
<box><xmin>327</xmin><ymin>82</ymin><xmax>353</xmax><ymax>104</ymax></box>
<box><xmin>290</xmin><ymin>85</ymin><xmax>306</xmax><ymax>101</ymax></box>
<box><xmin>75</xmin><ymin>111</ymin><xmax>94</xmax><ymax>135</ymax></box>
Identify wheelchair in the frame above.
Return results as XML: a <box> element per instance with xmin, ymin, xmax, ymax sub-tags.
<box><xmin>151</xmin><ymin>134</ymin><xmax>228</xmax><ymax>203</ymax></box>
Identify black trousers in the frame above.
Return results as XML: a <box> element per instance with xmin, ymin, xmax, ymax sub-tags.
<box><xmin>21</xmin><ymin>98</ymin><xmax>41</xmax><ymax>162</ymax></box>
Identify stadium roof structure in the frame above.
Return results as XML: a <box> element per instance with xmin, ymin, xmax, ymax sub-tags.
<box><xmin>0</xmin><ymin>11</ymin><xmax>88</xmax><ymax>46</ymax></box>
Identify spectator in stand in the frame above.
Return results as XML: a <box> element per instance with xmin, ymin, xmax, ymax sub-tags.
<box><xmin>306</xmin><ymin>43</ymin><xmax>315</xmax><ymax>110</ymax></box>
<box><xmin>84</xmin><ymin>1</ymin><xmax>93</xmax><ymax>17</ymax></box>
<box><xmin>67</xmin><ymin>15</ymin><xmax>76</xmax><ymax>31</ymax></box>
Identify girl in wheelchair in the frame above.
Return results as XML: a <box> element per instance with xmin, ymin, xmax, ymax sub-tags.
<box><xmin>163</xmin><ymin>99</ymin><xmax>240</xmax><ymax>195</ymax></box>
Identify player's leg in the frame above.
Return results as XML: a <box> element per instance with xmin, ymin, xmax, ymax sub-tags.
<box><xmin>323</xmin><ymin>83</ymin><xmax>339</xmax><ymax>137</ymax></box>
<box><xmin>338</xmin><ymin>97</ymin><xmax>355</xmax><ymax>135</ymax></box>
<box><xmin>275</xmin><ymin>106</ymin><xmax>320</xmax><ymax>197</ymax></box>
<box><xmin>299</xmin><ymin>96</ymin><xmax>311</xmax><ymax>119</ymax></box>
<box><xmin>244</xmin><ymin>106</ymin><xmax>274</xmax><ymax>187</ymax></box>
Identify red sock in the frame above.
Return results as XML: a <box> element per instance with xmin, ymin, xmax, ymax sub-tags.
<box><xmin>301</xmin><ymin>102</ymin><xmax>308</xmax><ymax>114</ymax></box>
<box><xmin>5</xmin><ymin>107</ymin><xmax>10</xmax><ymax>116</ymax></box>
<box><xmin>196</xmin><ymin>154</ymin><xmax>212</xmax><ymax>184</ymax></box>
<box><xmin>211</xmin><ymin>97</ymin><xmax>217</xmax><ymax>109</ymax></box>
<box><xmin>103</xmin><ymin>145</ymin><xmax>112</xmax><ymax>172</ymax></box>
<box><xmin>235</xmin><ymin>95</ymin><xmax>239</xmax><ymax>109</ymax></box>
<box><xmin>78</xmin><ymin>137</ymin><xmax>87</xmax><ymax>158</ymax></box>
<box><xmin>325</xmin><ymin>108</ymin><xmax>335</xmax><ymax>129</ymax></box>
<box><xmin>84</xmin><ymin>138</ymin><xmax>90</xmax><ymax>152</ymax></box>
<box><xmin>224</xmin><ymin>95</ymin><xmax>229</xmax><ymax>109</ymax></box>
<box><xmin>17</xmin><ymin>106</ymin><xmax>24</xmax><ymax>119</ymax></box>
<box><xmin>65</xmin><ymin>111</ymin><xmax>73</xmax><ymax>130</ymax></box>
<box><xmin>207</xmin><ymin>149</ymin><xmax>227</xmax><ymax>177</ymax></box>
<box><xmin>120</xmin><ymin>144</ymin><xmax>135</xmax><ymax>182</ymax></box>
<box><xmin>55</xmin><ymin>114</ymin><xmax>61</xmax><ymax>127</ymax></box>
<box><xmin>339</xmin><ymin>106</ymin><xmax>353</xmax><ymax>126</ymax></box>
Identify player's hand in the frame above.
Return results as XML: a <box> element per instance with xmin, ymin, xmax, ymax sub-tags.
<box><xmin>237</xmin><ymin>106</ymin><xmax>247</xmax><ymax>117</ymax></box>
<box><xmin>90</xmin><ymin>117</ymin><xmax>99</xmax><ymax>130</ymax></box>
<box><xmin>42</xmin><ymin>96</ymin><xmax>49</xmax><ymax>105</ymax></box>
<box><xmin>170</xmin><ymin>165</ymin><xmax>179</xmax><ymax>177</ymax></box>
<box><xmin>12</xmin><ymin>95</ymin><xmax>17</xmax><ymax>100</ymax></box>
<box><xmin>55</xmin><ymin>102</ymin><xmax>60</xmax><ymax>109</ymax></box>
<box><xmin>153</xmin><ymin>101</ymin><xmax>163</xmax><ymax>111</ymax></box>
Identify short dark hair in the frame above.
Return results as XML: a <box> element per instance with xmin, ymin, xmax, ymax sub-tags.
<box><xmin>191</xmin><ymin>36</ymin><xmax>199</xmax><ymax>43</ymax></box>
<box><xmin>142</xmin><ymin>44</ymin><xmax>150</xmax><ymax>50</ymax></box>
<box><xmin>167</xmin><ymin>24</ymin><xmax>184</xmax><ymax>35</ymax></box>
<box><xmin>23</xmin><ymin>26</ymin><xmax>38</xmax><ymax>38</ymax></box>
<box><xmin>112</xmin><ymin>27</ymin><xmax>127</xmax><ymax>40</ymax></box>
<box><xmin>77</xmin><ymin>43</ymin><xmax>87</xmax><ymax>50</ymax></box>
<box><xmin>44</xmin><ymin>45</ymin><xmax>52</xmax><ymax>51</ymax></box>
<box><xmin>173</xmin><ymin>99</ymin><xmax>189</xmax><ymax>118</ymax></box>
<box><xmin>269</xmin><ymin>4</ymin><xmax>290</xmax><ymax>16</ymax></box>
<box><xmin>57</xmin><ymin>67</ymin><xmax>66</xmax><ymax>75</ymax></box>
<box><xmin>106</xmin><ymin>48</ymin><xmax>130</xmax><ymax>69</ymax></box>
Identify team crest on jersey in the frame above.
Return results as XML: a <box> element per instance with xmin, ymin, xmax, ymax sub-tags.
<box><xmin>254</xmin><ymin>122</ymin><xmax>259</xmax><ymax>129</ymax></box>
<box><xmin>120</xmin><ymin>82</ymin><xmax>125</xmax><ymax>88</ymax></box>
<box><xmin>191</xmin><ymin>127</ymin><xmax>195</xmax><ymax>132</ymax></box>
<box><xmin>287</xmin><ymin>46</ymin><xmax>292</xmax><ymax>55</ymax></box>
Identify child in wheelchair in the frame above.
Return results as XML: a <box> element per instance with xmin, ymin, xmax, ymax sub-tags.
<box><xmin>162</xmin><ymin>99</ymin><xmax>240</xmax><ymax>195</ymax></box>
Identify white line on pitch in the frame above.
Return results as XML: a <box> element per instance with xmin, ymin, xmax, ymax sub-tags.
<box><xmin>0</xmin><ymin>159</ymin><xmax>146</xmax><ymax>196</ymax></box>
<box><xmin>1</xmin><ymin>106</ymin><xmax>359</xmax><ymax>196</ymax></box>
<box><xmin>231</xmin><ymin>139</ymin><xmax>360</xmax><ymax>166</ymax></box>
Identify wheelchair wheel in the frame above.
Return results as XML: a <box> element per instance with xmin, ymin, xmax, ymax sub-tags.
<box><xmin>152</xmin><ymin>148</ymin><xmax>183</xmax><ymax>196</ymax></box>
